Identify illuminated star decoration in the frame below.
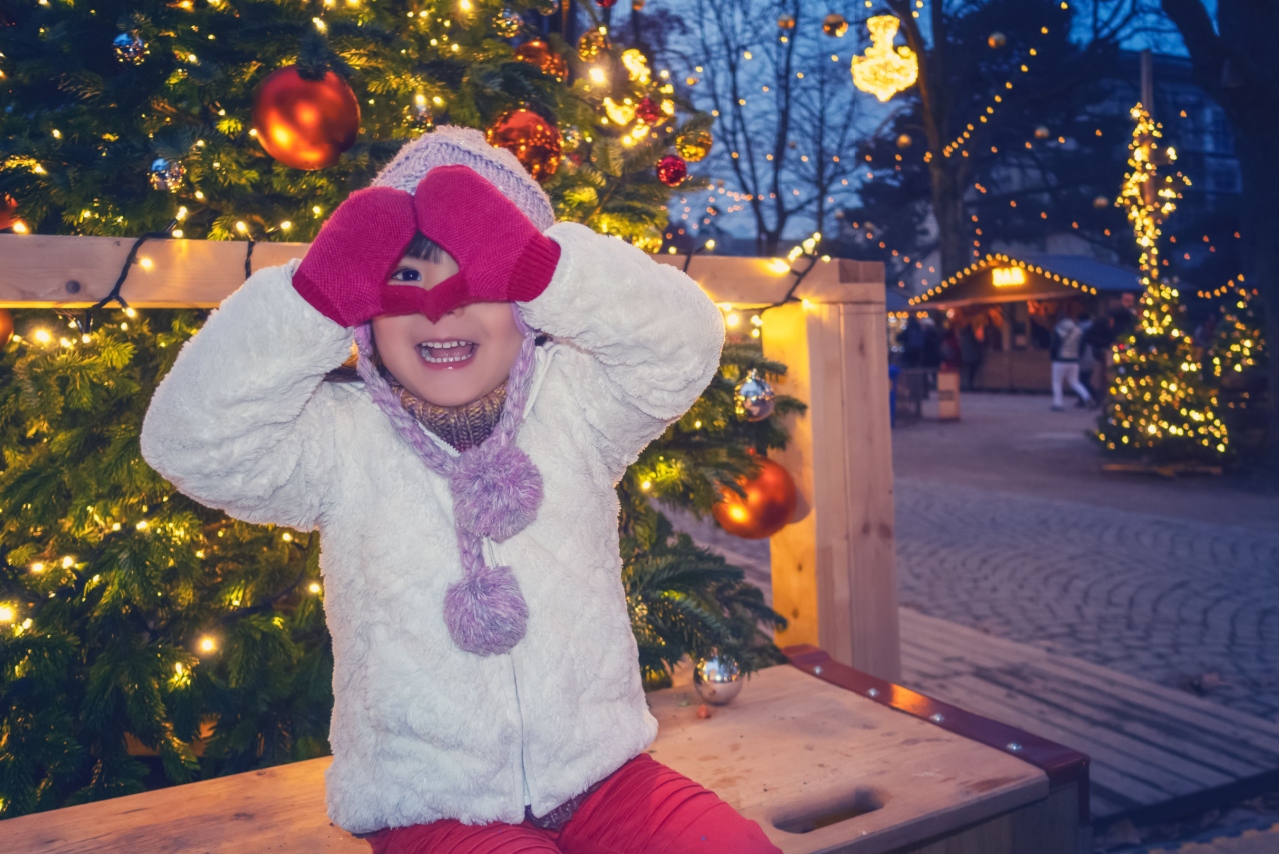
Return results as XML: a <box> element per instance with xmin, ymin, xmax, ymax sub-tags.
<box><xmin>851</xmin><ymin>15</ymin><xmax>918</xmax><ymax>102</ymax></box>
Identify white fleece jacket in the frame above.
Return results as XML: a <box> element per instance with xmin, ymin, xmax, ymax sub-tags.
<box><xmin>140</xmin><ymin>222</ymin><xmax>725</xmax><ymax>834</ymax></box>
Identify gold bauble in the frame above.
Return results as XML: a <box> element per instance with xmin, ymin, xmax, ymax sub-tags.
<box><xmin>675</xmin><ymin>129</ymin><xmax>713</xmax><ymax>162</ymax></box>
<box><xmin>577</xmin><ymin>29</ymin><xmax>610</xmax><ymax>62</ymax></box>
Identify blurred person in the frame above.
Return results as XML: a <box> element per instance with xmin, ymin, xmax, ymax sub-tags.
<box><xmin>1050</xmin><ymin>313</ymin><xmax>1095</xmax><ymax>411</ymax></box>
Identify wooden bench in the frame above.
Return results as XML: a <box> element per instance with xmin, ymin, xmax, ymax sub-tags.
<box><xmin>0</xmin><ymin>649</ymin><xmax>1089</xmax><ymax>854</ymax></box>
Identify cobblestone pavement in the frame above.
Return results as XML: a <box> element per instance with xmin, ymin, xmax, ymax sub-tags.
<box><xmin>895</xmin><ymin>475</ymin><xmax>1279</xmax><ymax>723</ymax></box>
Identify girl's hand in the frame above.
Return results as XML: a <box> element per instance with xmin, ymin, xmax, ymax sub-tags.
<box><xmin>412</xmin><ymin>165</ymin><xmax>560</xmax><ymax>306</ymax></box>
<box><xmin>292</xmin><ymin>187</ymin><xmax>419</xmax><ymax>328</ymax></box>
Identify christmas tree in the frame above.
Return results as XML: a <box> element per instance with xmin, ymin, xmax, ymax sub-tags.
<box><xmin>1210</xmin><ymin>285</ymin><xmax>1268</xmax><ymax>455</ymax></box>
<box><xmin>1096</xmin><ymin>104</ymin><xmax>1229</xmax><ymax>463</ymax></box>
<box><xmin>0</xmin><ymin>0</ymin><xmax>710</xmax><ymax>245</ymax></box>
<box><xmin>0</xmin><ymin>0</ymin><xmax>795</xmax><ymax>817</ymax></box>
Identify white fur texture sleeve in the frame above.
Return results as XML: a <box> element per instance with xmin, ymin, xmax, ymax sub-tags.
<box><xmin>140</xmin><ymin>260</ymin><xmax>353</xmax><ymax>530</ymax></box>
<box><xmin>520</xmin><ymin>222</ymin><xmax>726</xmax><ymax>480</ymax></box>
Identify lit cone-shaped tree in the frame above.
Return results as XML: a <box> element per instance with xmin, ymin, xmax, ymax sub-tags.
<box><xmin>1096</xmin><ymin>104</ymin><xmax>1229</xmax><ymax>463</ymax></box>
<box><xmin>0</xmin><ymin>0</ymin><xmax>787</xmax><ymax>817</ymax></box>
<box><xmin>1210</xmin><ymin>285</ymin><xmax>1268</xmax><ymax>455</ymax></box>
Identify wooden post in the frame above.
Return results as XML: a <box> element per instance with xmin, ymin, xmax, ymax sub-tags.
<box><xmin>0</xmin><ymin>235</ymin><xmax>899</xmax><ymax>677</ymax></box>
<box><xmin>760</xmin><ymin>262</ymin><xmax>901</xmax><ymax>681</ymax></box>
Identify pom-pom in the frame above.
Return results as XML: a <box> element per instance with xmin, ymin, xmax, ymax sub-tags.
<box><xmin>443</xmin><ymin>564</ymin><xmax>529</xmax><ymax>656</ymax></box>
<box><xmin>449</xmin><ymin>442</ymin><xmax>543</xmax><ymax>542</ymax></box>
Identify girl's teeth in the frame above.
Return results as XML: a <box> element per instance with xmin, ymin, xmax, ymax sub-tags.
<box><xmin>418</xmin><ymin>341</ymin><xmax>476</xmax><ymax>363</ymax></box>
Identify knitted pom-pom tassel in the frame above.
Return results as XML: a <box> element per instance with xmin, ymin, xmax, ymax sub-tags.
<box><xmin>449</xmin><ymin>442</ymin><xmax>543</xmax><ymax>542</ymax></box>
<box><xmin>443</xmin><ymin>563</ymin><xmax>529</xmax><ymax>656</ymax></box>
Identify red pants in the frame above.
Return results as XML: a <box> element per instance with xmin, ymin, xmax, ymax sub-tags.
<box><xmin>365</xmin><ymin>754</ymin><xmax>781</xmax><ymax>854</ymax></box>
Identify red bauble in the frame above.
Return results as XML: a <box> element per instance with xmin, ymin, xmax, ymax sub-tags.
<box><xmin>252</xmin><ymin>67</ymin><xmax>361</xmax><ymax>170</ymax></box>
<box><xmin>656</xmin><ymin>154</ymin><xmax>687</xmax><ymax>187</ymax></box>
<box><xmin>596</xmin><ymin>0</ymin><xmax>618</xmax><ymax>6</ymax></box>
<box><xmin>486</xmin><ymin>109</ymin><xmax>562</xmax><ymax>182</ymax></box>
<box><xmin>0</xmin><ymin>309</ymin><xmax>12</xmax><ymax>349</ymax></box>
<box><xmin>712</xmin><ymin>457</ymin><xmax>798</xmax><ymax>540</ymax></box>
<box><xmin>0</xmin><ymin>195</ymin><xmax>16</xmax><ymax>231</ymax></box>
<box><xmin>514</xmin><ymin>39</ymin><xmax>568</xmax><ymax>81</ymax></box>
<box><xmin>635</xmin><ymin>96</ymin><xmax>663</xmax><ymax>126</ymax></box>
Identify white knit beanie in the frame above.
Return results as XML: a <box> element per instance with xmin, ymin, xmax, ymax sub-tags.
<box><xmin>371</xmin><ymin>126</ymin><xmax>555</xmax><ymax>232</ymax></box>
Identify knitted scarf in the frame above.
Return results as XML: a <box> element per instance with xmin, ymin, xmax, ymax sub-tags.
<box><xmin>354</xmin><ymin>310</ymin><xmax>542</xmax><ymax>657</ymax></box>
<box><xmin>395</xmin><ymin>380</ymin><xmax>508</xmax><ymax>452</ymax></box>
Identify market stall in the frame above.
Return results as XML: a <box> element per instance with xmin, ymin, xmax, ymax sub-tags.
<box><xmin>907</xmin><ymin>253</ymin><xmax>1143</xmax><ymax>392</ymax></box>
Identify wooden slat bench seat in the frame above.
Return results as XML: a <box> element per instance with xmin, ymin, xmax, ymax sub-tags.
<box><xmin>0</xmin><ymin>653</ymin><xmax>1089</xmax><ymax>854</ymax></box>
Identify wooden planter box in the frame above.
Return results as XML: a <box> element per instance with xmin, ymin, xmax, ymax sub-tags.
<box><xmin>0</xmin><ymin>649</ymin><xmax>1089</xmax><ymax>854</ymax></box>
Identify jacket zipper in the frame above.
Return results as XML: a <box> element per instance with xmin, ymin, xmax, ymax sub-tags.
<box><xmin>488</xmin><ymin>537</ymin><xmax>534</xmax><ymax>814</ymax></box>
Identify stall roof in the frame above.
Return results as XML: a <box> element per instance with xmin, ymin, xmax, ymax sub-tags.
<box><xmin>886</xmin><ymin>288</ymin><xmax>912</xmax><ymax>313</ymax></box>
<box><xmin>908</xmin><ymin>253</ymin><xmax>1143</xmax><ymax>308</ymax></box>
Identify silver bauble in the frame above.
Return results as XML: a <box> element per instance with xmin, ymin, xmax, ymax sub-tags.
<box><xmin>114</xmin><ymin>32</ymin><xmax>147</xmax><ymax>64</ymax></box>
<box><xmin>410</xmin><ymin>100</ymin><xmax>435</xmax><ymax>132</ymax></box>
<box><xmin>149</xmin><ymin>157</ymin><xmax>186</xmax><ymax>193</ymax></box>
<box><xmin>494</xmin><ymin>8</ymin><xmax>523</xmax><ymax>38</ymax></box>
<box><xmin>694</xmin><ymin>654</ymin><xmax>743</xmax><ymax>705</ymax></box>
<box><xmin>561</xmin><ymin>125</ymin><xmax>583</xmax><ymax>151</ymax></box>
<box><xmin>734</xmin><ymin>369</ymin><xmax>776</xmax><ymax>422</ymax></box>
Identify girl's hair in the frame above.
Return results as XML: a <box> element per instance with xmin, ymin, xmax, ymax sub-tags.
<box><xmin>404</xmin><ymin>231</ymin><xmax>446</xmax><ymax>263</ymax></box>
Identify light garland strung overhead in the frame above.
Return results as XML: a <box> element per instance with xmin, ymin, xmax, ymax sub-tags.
<box><xmin>850</xmin><ymin>15</ymin><xmax>917</xmax><ymax>102</ymax></box>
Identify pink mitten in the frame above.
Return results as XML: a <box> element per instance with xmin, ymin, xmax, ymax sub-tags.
<box><xmin>412</xmin><ymin>165</ymin><xmax>561</xmax><ymax>308</ymax></box>
<box><xmin>292</xmin><ymin>187</ymin><xmax>419</xmax><ymax>327</ymax></box>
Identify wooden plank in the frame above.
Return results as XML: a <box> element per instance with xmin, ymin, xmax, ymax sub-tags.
<box><xmin>947</xmin><ymin>673</ymin><xmax>1235</xmax><ymax>794</ymax></box>
<box><xmin>989</xmin><ymin>665</ymin><xmax>1279</xmax><ymax>776</ymax></box>
<box><xmin>838</xmin><ymin>301</ymin><xmax>901</xmax><ymax>681</ymax></box>
<box><xmin>764</xmin><ymin>289</ymin><xmax>902</xmax><ymax>683</ymax></box>
<box><xmin>901</xmin><ymin>610</ymin><xmax>1279</xmax><ymax>753</ymax></box>
<box><xmin>901</xmin><ymin>783</ymin><xmax>1089</xmax><ymax>854</ymax></box>
<box><xmin>0</xmin><ymin>233</ymin><xmax>873</xmax><ymax>309</ymax></box>
<box><xmin>0</xmin><ymin>234</ymin><xmax>307</xmax><ymax>309</ymax></box>
<box><xmin>910</xmin><ymin>676</ymin><xmax>1172</xmax><ymax>810</ymax></box>
<box><xmin>902</xmin><ymin>625</ymin><xmax>1279</xmax><ymax>776</ymax></box>
<box><xmin>766</xmin><ymin>302</ymin><xmax>822</xmax><ymax>652</ymax></box>
<box><xmin>2</xmin><ymin>662</ymin><xmax>1052</xmax><ymax>854</ymax></box>
<box><xmin>898</xmin><ymin>608</ymin><xmax>1279</xmax><ymax>819</ymax></box>
<box><xmin>0</xmin><ymin>756</ymin><xmax>362</xmax><ymax>854</ymax></box>
<box><xmin>649</xmin><ymin>664</ymin><xmax>1048</xmax><ymax>854</ymax></box>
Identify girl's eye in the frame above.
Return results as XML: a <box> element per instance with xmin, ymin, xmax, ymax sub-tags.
<box><xmin>390</xmin><ymin>267</ymin><xmax>422</xmax><ymax>283</ymax></box>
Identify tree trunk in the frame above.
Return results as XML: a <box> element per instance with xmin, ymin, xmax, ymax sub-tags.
<box><xmin>930</xmin><ymin>162</ymin><xmax>968</xmax><ymax>276</ymax></box>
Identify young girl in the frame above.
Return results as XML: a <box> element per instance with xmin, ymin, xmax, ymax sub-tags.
<box><xmin>141</xmin><ymin>127</ymin><xmax>781</xmax><ymax>853</ymax></box>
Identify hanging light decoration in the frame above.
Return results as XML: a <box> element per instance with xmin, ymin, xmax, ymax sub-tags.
<box><xmin>822</xmin><ymin>13</ymin><xmax>849</xmax><ymax>37</ymax></box>
<box><xmin>603</xmin><ymin>97</ymin><xmax>637</xmax><ymax>125</ymax></box>
<box><xmin>621</xmin><ymin>48</ymin><xmax>651</xmax><ymax>84</ymax></box>
<box><xmin>850</xmin><ymin>15</ymin><xmax>918</xmax><ymax>102</ymax></box>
